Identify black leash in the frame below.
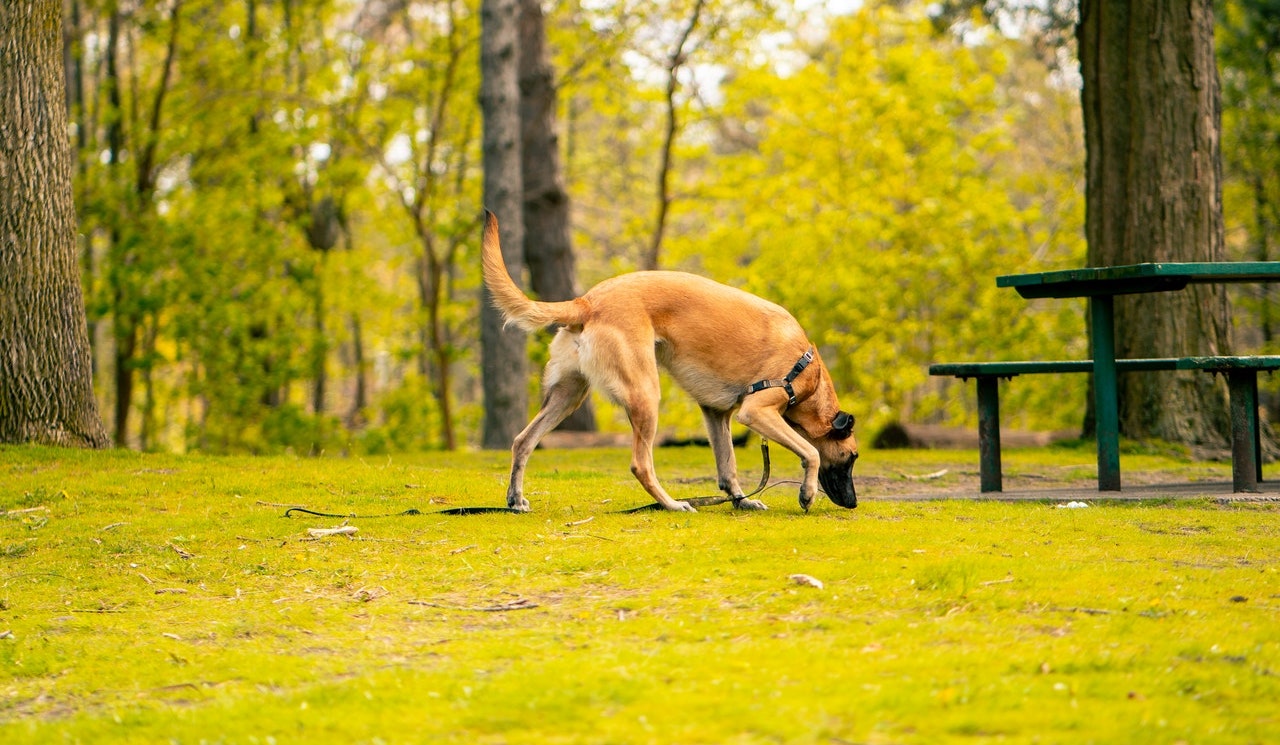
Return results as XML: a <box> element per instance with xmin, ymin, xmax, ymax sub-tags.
<box><xmin>283</xmin><ymin>505</ymin><xmax>521</xmax><ymax>518</ymax></box>
<box><xmin>616</xmin><ymin>441</ymin><xmax>772</xmax><ymax>513</ymax></box>
<box><xmin>280</xmin><ymin>442</ymin><xmax>774</xmax><ymax>518</ymax></box>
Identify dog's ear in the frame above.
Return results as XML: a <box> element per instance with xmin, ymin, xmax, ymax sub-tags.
<box><xmin>829</xmin><ymin>411</ymin><xmax>855</xmax><ymax>440</ymax></box>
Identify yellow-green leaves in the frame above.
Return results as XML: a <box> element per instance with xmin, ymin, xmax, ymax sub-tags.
<box><xmin>666</xmin><ymin>5</ymin><xmax>1086</xmax><ymax>434</ymax></box>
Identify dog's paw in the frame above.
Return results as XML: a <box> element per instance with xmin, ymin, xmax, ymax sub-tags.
<box><xmin>507</xmin><ymin>496</ymin><xmax>531</xmax><ymax>513</ymax></box>
<box><xmin>733</xmin><ymin>498</ymin><xmax>768</xmax><ymax>511</ymax></box>
<box><xmin>798</xmin><ymin>488</ymin><xmax>815</xmax><ymax>513</ymax></box>
<box><xmin>666</xmin><ymin>501</ymin><xmax>697</xmax><ymax>513</ymax></box>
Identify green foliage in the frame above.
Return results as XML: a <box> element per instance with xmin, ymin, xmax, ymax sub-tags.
<box><xmin>85</xmin><ymin>0</ymin><xmax>1280</xmax><ymax>451</ymax></box>
<box><xmin>1218</xmin><ymin>0</ymin><xmax>1280</xmax><ymax>410</ymax></box>
<box><xmin>663</xmin><ymin>6</ymin><xmax>1087</xmax><ymax>434</ymax></box>
<box><xmin>1</xmin><ymin>444</ymin><xmax>1278</xmax><ymax>742</ymax></box>
<box><xmin>354</xmin><ymin>378</ymin><xmax>444</xmax><ymax>454</ymax></box>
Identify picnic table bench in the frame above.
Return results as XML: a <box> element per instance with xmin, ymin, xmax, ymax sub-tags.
<box><xmin>930</xmin><ymin>262</ymin><xmax>1280</xmax><ymax>494</ymax></box>
<box><xmin>930</xmin><ymin>356</ymin><xmax>1280</xmax><ymax>493</ymax></box>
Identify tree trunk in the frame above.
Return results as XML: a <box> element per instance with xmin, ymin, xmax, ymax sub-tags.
<box><xmin>518</xmin><ymin>0</ymin><xmax>595</xmax><ymax>433</ymax></box>
<box><xmin>645</xmin><ymin>0</ymin><xmax>705</xmax><ymax>271</ymax></box>
<box><xmin>1077</xmin><ymin>0</ymin><xmax>1233</xmax><ymax>446</ymax></box>
<box><xmin>480</xmin><ymin>0</ymin><xmax>528</xmax><ymax>449</ymax></box>
<box><xmin>0</xmin><ymin>0</ymin><xmax>110</xmax><ymax>448</ymax></box>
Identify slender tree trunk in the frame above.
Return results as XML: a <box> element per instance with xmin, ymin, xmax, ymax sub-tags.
<box><xmin>99</xmin><ymin>0</ymin><xmax>180</xmax><ymax>447</ymax></box>
<box><xmin>312</xmin><ymin>255</ymin><xmax>327</xmax><ymax>417</ymax></box>
<box><xmin>347</xmin><ymin>313</ymin><xmax>368</xmax><ymax>428</ymax></box>
<box><xmin>1251</xmin><ymin>174</ymin><xmax>1274</xmax><ymax>342</ymax></box>
<box><xmin>63</xmin><ymin>0</ymin><xmax>99</xmax><ymax>381</ymax></box>
<box><xmin>140</xmin><ymin>311</ymin><xmax>158</xmax><ymax>450</ymax></box>
<box><xmin>417</xmin><ymin>240</ymin><xmax>458</xmax><ymax>451</ymax></box>
<box><xmin>518</xmin><ymin>0</ymin><xmax>595</xmax><ymax>432</ymax></box>
<box><xmin>1077</xmin><ymin>0</ymin><xmax>1233</xmax><ymax>447</ymax></box>
<box><xmin>0</xmin><ymin>0</ymin><xmax>110</xmax><ymax>448</ymax></box>
<box><xmin>480</xmin><ymin>0</ymin><xmax>528</xmax><ymax>449</ymax></box>
<box><xmin>103</xmin><ymin>7</ymin><xmax>136</xmax><ymax>446</ymax></box>
<box><xmin>645</xmin><ymin>0</ymin><xmax>705</xmax><ymax>271</ymax></box>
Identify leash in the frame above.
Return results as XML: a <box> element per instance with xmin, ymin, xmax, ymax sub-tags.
<box><xmin>282</xmin><ymin>505</ymin><xmax>521</xmax><ymax>518</ymax></box>
<box><xmin>616</xmin><ymin>441</ymin><xmax>772</xmax><ymax>513</ymax></box>
<box><xmin>280</xmin><ymin>442</ymin><xmax>775</xmax><ymax>518</ymax></box>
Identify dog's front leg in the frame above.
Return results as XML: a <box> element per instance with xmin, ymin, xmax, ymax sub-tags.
<box><xmin>737</xmin><ymin>392</ymin><xmax>821</xmax><ymax>511</ymax></box>
<box><xmin>700</xmin><ymin>406</ymin><xmax>766</xmax><ymax>510</ymax></box>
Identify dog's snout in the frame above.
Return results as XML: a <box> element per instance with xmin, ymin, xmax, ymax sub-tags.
<box><xmin>819</xmin><ymin>462</ymin><xmax>857</xmax><ymax>509</ymax></box>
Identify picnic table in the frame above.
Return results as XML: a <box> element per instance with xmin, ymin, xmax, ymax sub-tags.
<box><xmin>934</xmin><ymin>262</ymin><xmax>1280</xmax><ymax>493</ymax></box>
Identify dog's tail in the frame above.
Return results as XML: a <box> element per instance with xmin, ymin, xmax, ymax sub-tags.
<box><xmin>481</xmin><ymin>210</ymin><xmax>589</xmax><ymax>332</ymax></box>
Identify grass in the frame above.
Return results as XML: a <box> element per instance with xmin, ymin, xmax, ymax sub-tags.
<box><xmin>1</xmin><ymin>442</ymin><xmax>1278</xmax><ymax>744</ymax></box>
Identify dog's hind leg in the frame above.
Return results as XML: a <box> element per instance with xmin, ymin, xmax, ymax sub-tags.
<box><xmin>626</xmin><ymin>390</ymin><xmax>696</xmax><ymax>512</ymax></box>
<box><xmin>700</xmin><ymin>406</ymin><xmax>766</xmax><ymax>511</ymax></box>
<box><xmin>506</xmin><ymin>332</ymin><xmax>590</xmax><ymax>511</ymax></box>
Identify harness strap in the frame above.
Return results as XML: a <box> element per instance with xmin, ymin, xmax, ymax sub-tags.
<box><xmin>744</xmin><ymin>348</ymin><xmax>814</xmax><ymax>407</ymax></box>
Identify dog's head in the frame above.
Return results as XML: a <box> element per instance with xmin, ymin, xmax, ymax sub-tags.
<box><xmin>782</xmin><ymin>348</ymin><xmax>859</xmax><ymax>509</ymax></box>
<box><xmin>815</xmin><ymin>410</ymin><xmax>858</xmax><ymax>509</ymax></box>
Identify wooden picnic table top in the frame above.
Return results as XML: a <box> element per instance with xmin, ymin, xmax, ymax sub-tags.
<box><xmin>997</xmin><ymin>261</ymin><xmax>1280</xmax><ymax>299</ymax></box>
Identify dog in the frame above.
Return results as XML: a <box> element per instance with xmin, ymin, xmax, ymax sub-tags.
<box><xmin>481</xmin><ymin>211</ymin><xmax>858</xmax><ymax>512</ymax></box>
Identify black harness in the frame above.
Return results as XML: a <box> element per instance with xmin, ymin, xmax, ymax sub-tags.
<box><xmin>744</xmin><ymin>348</ymin><xmax>814</xmax><ymax>407</ymax></box>
<box><xmin>743</xmin><ymin>347</ymin><xmax>856</xmax><ymax>440</ymax></box>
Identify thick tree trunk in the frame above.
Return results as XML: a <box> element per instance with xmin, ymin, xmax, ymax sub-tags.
<box><xmin>0</xmin><ymin>0</ymin><xmax>111</xmax><ymax>448</ymax></box>
<box><xmin>518</xmin><ymin>0</ymin><xmax>595</xmax><ymax>433</ymax></box>
<box><xmin>1077</xmin><ymin>0</ymin><xmax>1233</xmax><ymax>447</ymax></box>
<box><xmin>480</xmin><ymin>0</ymin><xmax>529</xmax><ymax>449</ymax></box>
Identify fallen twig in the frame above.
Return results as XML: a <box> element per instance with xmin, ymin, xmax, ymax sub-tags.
<box><xmin>559</xmin><ymin>532</ymin><xmax>616</xmax><ymax>542</ymax></box>
<box><xmin>101</xmin><ymin>522</ymin><xmax>128</xmax><ymax>531</ymax></box>
<box><xmin>980</xmin><ymin>577</ymin><xmax>1015</xmax><ymax>586</ymax></box>
<box><xmin>449</xmin><ymin>544</ymin><xmax>477</xmax><ymax>555</ymax></box>
<box><xmin>168</xmin><ymin>543</ymin><xmax>194</xmax><ymax>559</ymax></box>
<box><xmin>900</xmin><ymin>469</ymin><xmax>949</xmax><ymax>481</ymax></box>
<box><xmin>307</xmin><ymin>526</ymin><xmax>359</xmax><ymax>538</ymax></box>
<box><xmin>1</xmin><ymin>506</ymin><xmax>49</xmax><ymax>516</ymax></box>
<box><xmin>408</xmin><ymin>597</ymin><xmax>539</xmax><ymax>613</ymax></box>
<box><xmin>566</xmin><ymin>516</ymin><xmax>594</xmax><ymax>527</ymax></box>
<box><xmin>1052</xmin><ymin>605</ymin><xmax>1113</xmax><ymax>616</ymax></box>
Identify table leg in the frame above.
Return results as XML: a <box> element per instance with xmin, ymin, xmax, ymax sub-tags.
<box><xmin>1227</xmin><ymin>371</ymin><xmax>1259</xmax><ymax>493</ymax></box>
<box><xmin>1253</xmin><ymin>373</ymin><xmax>1263</xmax><ymax>485</ymax></box>
<box><xmin>1091</xmin><ymin>295</ymin><xmax>1121</xmax><ymax>491</ymax></box>
<box><xmin>976</xmin><ymin>376</ymin><xmax>1002</xmax><ymax>493</ymax></box>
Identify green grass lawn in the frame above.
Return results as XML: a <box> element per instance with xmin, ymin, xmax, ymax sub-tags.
<box><xmin>1</xmin><ymin>443</ymin><xmax>1278</xmax><ymax>743</ymax></box>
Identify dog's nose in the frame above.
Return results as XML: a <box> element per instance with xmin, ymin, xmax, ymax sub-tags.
<box><xmin>819</xmin><ymin>467</ymin><xmax>857</xmax><ymax>509</ymax></box>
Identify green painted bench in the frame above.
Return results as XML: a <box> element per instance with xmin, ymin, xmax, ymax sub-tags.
<box><xmin>928</xmin><ymin>356</ymin><xmax>1280</xmax><ymax>493</ymax></box>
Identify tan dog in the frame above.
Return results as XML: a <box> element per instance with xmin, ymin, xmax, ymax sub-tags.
<box><xmin>481</xmin><ymin>211</ymin><xmax>858</xmax><ymax>512</ymax></box>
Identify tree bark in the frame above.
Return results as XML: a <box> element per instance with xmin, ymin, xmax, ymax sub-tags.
<box><xmin>518</xmin><ymin>0</ymin><xmax>595</xmax><ymax>432</ymax></box>
<box><xmin>1077</xmin><ymin>0</ymin><xmax>1233</xmax><ymax>446</ymax></box>
<box><xmin>480</xmin><ymin>0</ymin><xmax>529</xmax><ymax>449</ymax></box>
<box><xmin>0</xmin><ymin>0</ymin><xmax>111</xmax><ymax>448</ymax></box>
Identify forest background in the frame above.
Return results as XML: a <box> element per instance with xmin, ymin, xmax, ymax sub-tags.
<box><xmin>62</xmin><ymin>0</ymin><xmax>1280</xmax><ymax>454</ymax></box>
